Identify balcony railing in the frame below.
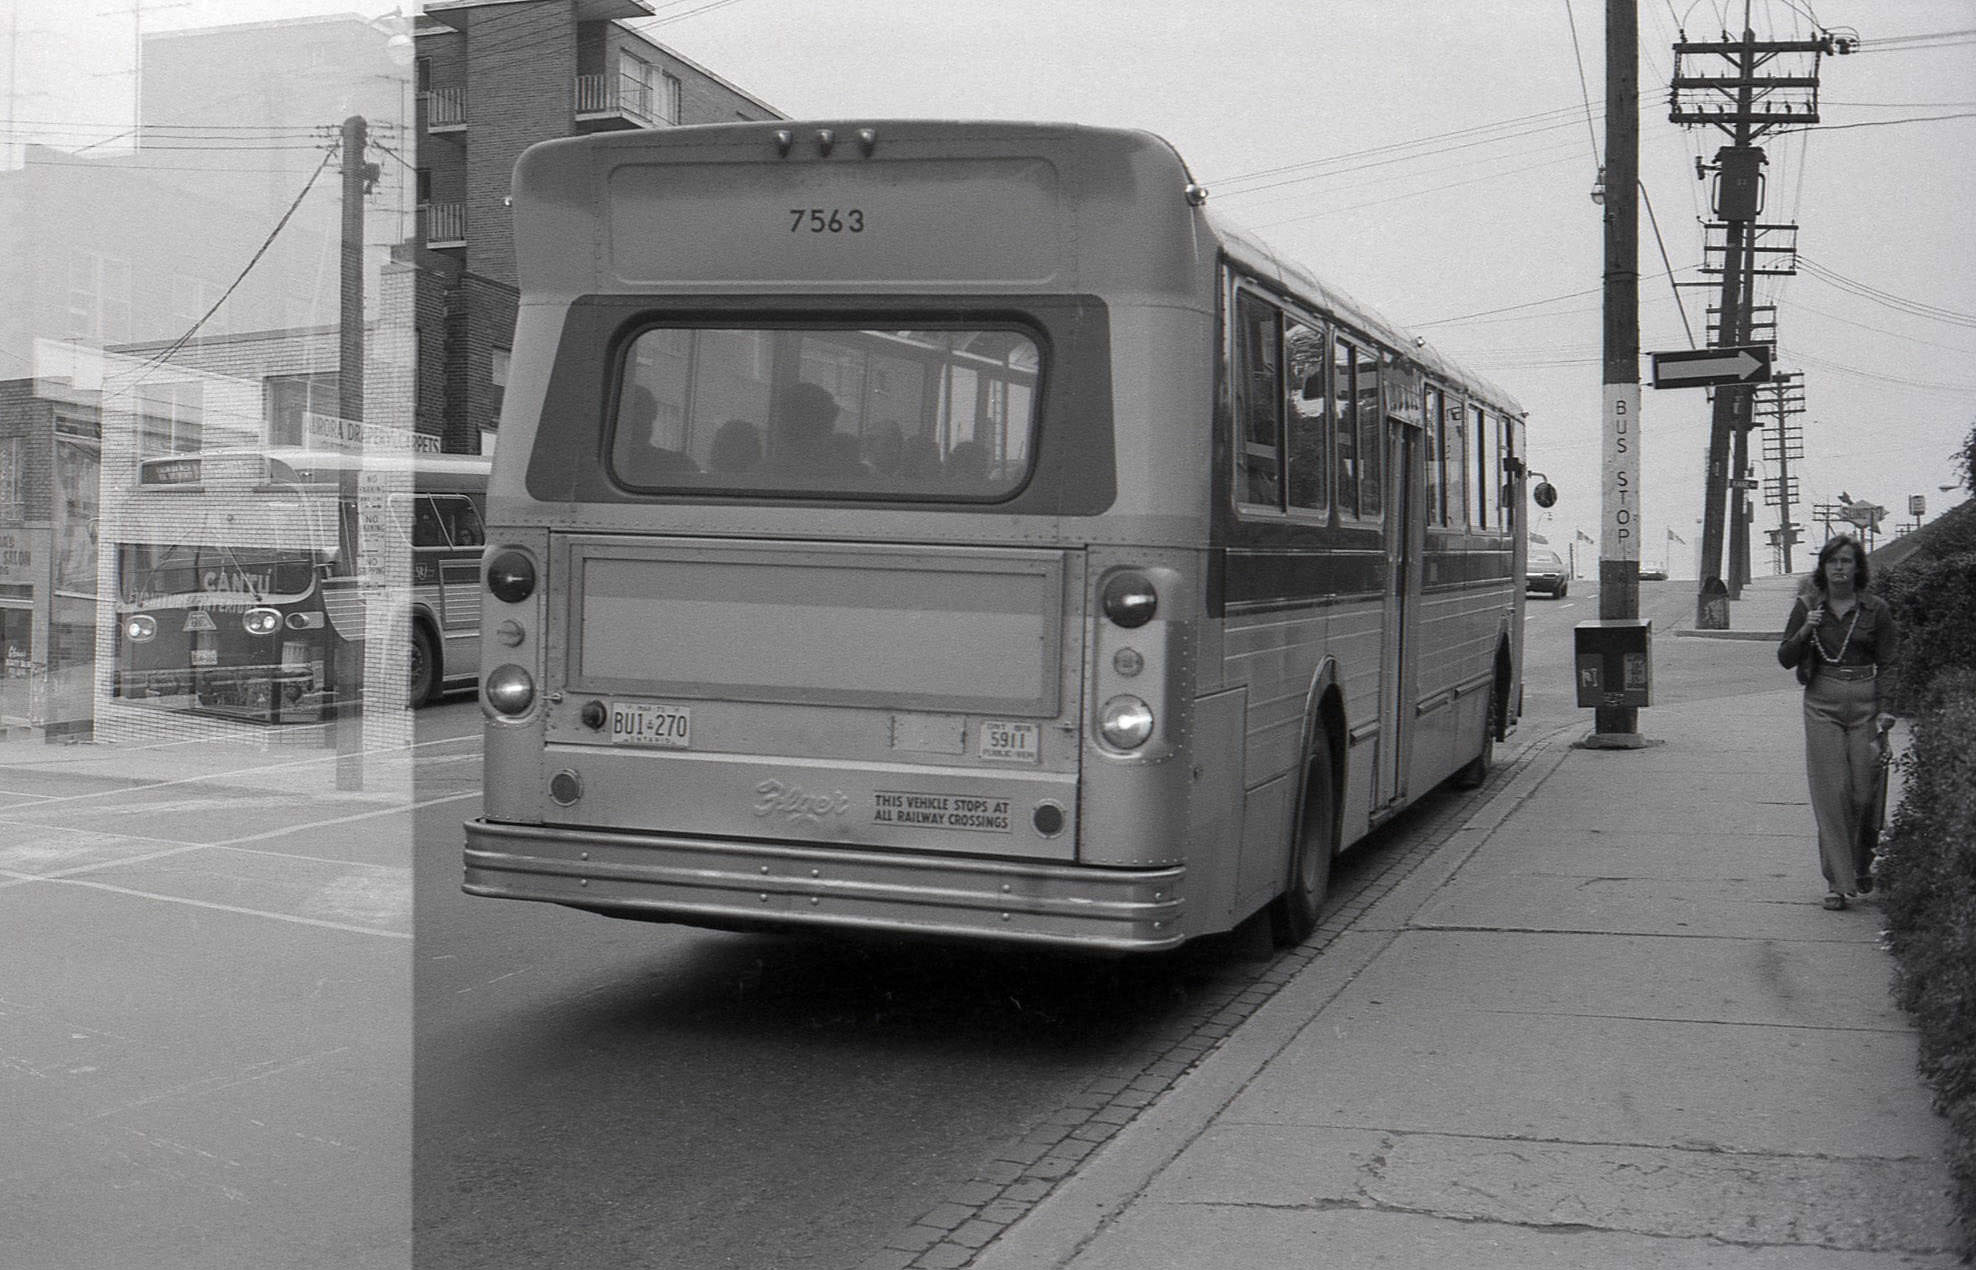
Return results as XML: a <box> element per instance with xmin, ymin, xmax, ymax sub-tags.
<box><xmin>422</xmin><ymin>86</ymin><xmax>466</xmax><ymax>131</ymax></box>
<box><xmin>574</xmin><ymin>73</ymin><xmax>665</xmax><ymax>127</ymax></box>
<box><xmin>422</xmin><ymin>202</ymin><xmax>466</xmax><ymax>247</ymax></box>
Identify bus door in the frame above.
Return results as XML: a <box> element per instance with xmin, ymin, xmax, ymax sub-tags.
<box><xmin>1377</xmin><ymin>417</ymin><xmax>1417</xmax><ymax>809</ymax></box>
<box><xmin>427</xmin><ymin>494</ymin><xmax>486</xmax><ymax>639</ymax></box>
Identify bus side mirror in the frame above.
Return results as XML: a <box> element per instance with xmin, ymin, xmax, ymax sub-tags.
<box><xmin>1533</xmin><ymin>481</ymin><xmax>1558</xmax><ymax>509</ymax></box>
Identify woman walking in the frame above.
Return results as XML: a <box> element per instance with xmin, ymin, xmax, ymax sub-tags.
<box><xmin>1777</xmin><ymin>535</ymin><xmax>1899</xmax><ymax>910</ymax></box>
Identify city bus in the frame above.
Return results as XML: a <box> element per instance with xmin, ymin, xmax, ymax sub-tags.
<box><xmin>115</xmin><ymin>446</ymin><xmax>491</xmax><ymax>719</ymax></box>
<box><xmin>466</xmin><ymin>121</ymin><xmax>1531</xmax><ymax>952</ymax></box>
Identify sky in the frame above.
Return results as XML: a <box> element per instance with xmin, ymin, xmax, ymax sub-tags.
<box><xmin>7</xmin><ymin>0</ymin><xmax>1973</xmax><ymax>578</ymax></box>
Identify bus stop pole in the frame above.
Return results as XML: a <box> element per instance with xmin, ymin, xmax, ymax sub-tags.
<box><xmin>1589</xmin><ymin>0</ymin><xmax>1649</xmax><ymax>746</ymax></box>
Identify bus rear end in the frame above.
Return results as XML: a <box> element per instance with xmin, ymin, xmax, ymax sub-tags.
<box><xmin>467</xmin><ymin>122</ymin><xmax>1226</xmax><ymax>951</ymax></box>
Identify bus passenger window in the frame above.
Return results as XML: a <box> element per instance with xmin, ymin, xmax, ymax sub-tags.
<box><xmin>1356</xmin><ymin>356</ymin><xmax>1382</xmax><ymax>520</ymax></box>
<box><xmin>1445</xmin><ymin>397</ymin><xmax>1469</xmax><ymax>528</ymax></box>
<box><xmin>1333</xmin><ymin>338</ymin><xmax>1357</xmax><ymax>518</ymax></box>
<box><xmin>1234</xmin><ymin>293</ymin><xmax>1282</xmax><ymax>509</ymax></box>
<box><xmin>1423</xmin><ymin>386</ymin><xmax>1443</xmax><ymax>527</ymax></box>
<box><xmin>1285</xmin><ymin>319</ymin><xmax>1328</xmax><ymax>513</ymax></box>
<box><xmin>1472</xmin><ymin>406</ymin><xmax>1493</xmax><ymax>529</ymax></box>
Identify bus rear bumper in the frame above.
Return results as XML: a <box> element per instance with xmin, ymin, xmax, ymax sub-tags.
<box><xmin>463</xmin><ymin>819</ymin><xmax>1189</xmax><ymax>953</ymax></box>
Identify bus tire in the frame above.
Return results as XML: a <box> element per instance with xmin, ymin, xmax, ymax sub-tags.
<box><xmin>1455</xmin><ymin>677</ymin><xmax>1499</xmax><ymax>789</ymax></box>
<box><xmin>1270</xmin><ymin>730</ymin><xmax>1336</xmax><ymax>947</ymax></box>
<box><xmin>410</xmin><ymin>622</ymin><xmax>438</xmax><ymax>708</ymax></box>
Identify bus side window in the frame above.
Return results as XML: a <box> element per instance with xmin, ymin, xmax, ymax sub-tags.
<box><xmin>1356</xmin><ymin>352</ymin><xmax>1382</xmax><ymax>519</ymax></box>
<box><xmin>1472</xmin><ymin>405</ymin><xmax>1494</xmax><ymax>530</ymax></box>
<box><xmin>434</xmin><ymin>494</ymin><xmax>483</xmax><ymax>547</ymax></box>
<box><xmin>1285</xmin><ymin>319</ymin><xmax>1329</xmax><ymax>514</ymax></box>
<box><xmin>1445</xmin><ymin>396</ymin><xmax>1469</xmax><ymax>529</ymax></box>
<box><xmin>412</xmin><ymin>496</ymin><xmax>449</xmax><ymax>549</ymax></box>
<box><xmin>1333</xmin><ymin>338</ymin><xmax>1357</xmax><ymax>518</ymax></box>
<box><xmin>1423</xmin><ymin>385</ymin><xmax>1443</xmax><ymax>527</ymax></box>
<box><xmin>1233</xmin><ymin>291</ymin><xmax>1283</xmax><ymax>509</ymax></box>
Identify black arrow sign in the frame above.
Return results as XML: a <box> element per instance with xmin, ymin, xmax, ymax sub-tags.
<box><xmin>1649</xmin><ymin>344</ymin><xmax>1773</xmax><ymax>389</ymax></box>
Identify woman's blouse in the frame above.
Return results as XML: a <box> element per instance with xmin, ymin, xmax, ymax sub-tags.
<box><xmin>1778</xmin><ymin>591</ymin><xmax>1900</xmax><ymax>696</ymax></box>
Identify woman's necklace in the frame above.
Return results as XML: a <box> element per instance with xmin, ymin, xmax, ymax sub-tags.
<box><xmin>1814</xmin><ymin>602</ymin><xmax>1861</xmax><ymax>663</ymax></box>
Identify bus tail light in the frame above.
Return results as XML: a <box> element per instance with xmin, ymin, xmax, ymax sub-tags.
<box><xmin>484</xmin><ymin>664</ymin><xmax>536</xmax><ymax>716</ymax></box>
<box><xmin>243</xmin><ymin>608</ymin><xmax>282</xmax><ymax>637</ymax></box>
<box><xmin>125</xmin><ymin>615</ymin><xmax>157</xmax><ymax>642</ymax></box>
<box><xmin>1099</xmin><ymin>695</ymin><xmax>1155</xmax><ymax>749</ymax></box>
<box><xmin>1101</xmin><ymin>571</ymin><xmax>1158</xmax><ymax>628</ymax></box>
<box><xmin>487</xmin><ymin>550</ymin><xmax>537</xmax><ymax>603</ymax></box>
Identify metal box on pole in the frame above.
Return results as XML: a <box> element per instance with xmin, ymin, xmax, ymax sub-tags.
<box><xmin>1574</xmin><ymin>619</ymin><xmax>1653</xmax><ymax>709</ymax></box>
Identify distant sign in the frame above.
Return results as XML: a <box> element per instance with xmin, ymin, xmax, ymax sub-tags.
<box><xmin>1649</xmin><ymin>345</ymin><xmax>1772</xmax><ymax>389</ymax></box>
<box><xmin>140</xmin><ymin>457</ymin><xmax>203</xmax><ymax>486</ymax></box>
<box><xmin>1910</xmin><ymin>495</ymin><xmax>1926</xmax><ymax>517</ymax></box>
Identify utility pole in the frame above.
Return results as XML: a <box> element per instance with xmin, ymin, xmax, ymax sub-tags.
<box><xmin>1757</xmin><ymin>371</ymin><xmax>1805</xmax><ymax>572</ymax></box>
<box><xmin>335</xmin><ymin>115</ymin><xmax>371</xmax><ymax>790</ymax></box>
<box><xmin>1590</xmin><ymin>0</ymin><xmax>1644</xmax><ymax>744</ymax></box>
<box><xmin>1670</xmin><ymin>9</ymin><xmax>1848</xmax><ymax>622</ymax></box>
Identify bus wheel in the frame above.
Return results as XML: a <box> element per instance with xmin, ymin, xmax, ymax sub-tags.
<box><xmin>1455</xmin><ymin>679</ymin><xmax>1498</xmax><ymax>789</ymax></box>
<box><xmin>410</xmin><ymin>623</ymin><xmax>437</xmax><ymax>708</ymax></box>
<box><xmin>1270</xmin><ymin>731</ymin><xmax>1336</xmax><ymax>947</ymax></box>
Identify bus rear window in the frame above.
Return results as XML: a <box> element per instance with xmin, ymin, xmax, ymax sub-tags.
<box><xmin>609</xmin><ymin>326</ymin><xmax>1040</xmax><ymax>500</ymax></box>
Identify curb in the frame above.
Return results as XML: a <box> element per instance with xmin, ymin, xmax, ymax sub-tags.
<box><xmin>1673</xmin><ymin>628</ymin><xmax>1783</xmax><ymax>641</ymax></box>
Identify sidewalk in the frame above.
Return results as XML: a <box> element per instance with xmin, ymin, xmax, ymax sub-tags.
<box><xmin>973</xmin><ymin>656</ymin><xmax>1963</xmax><ymax>1266</ymax></box>
<box><xmin>1674</xmin><ymin>570</ymin><xmax>1806</xmax><ymax>641</ymax></box>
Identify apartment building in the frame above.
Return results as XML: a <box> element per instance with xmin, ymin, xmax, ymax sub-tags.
<box><xmin>413</xmin><ymin>0</ymin><xmax>785</xmax><ymax>453</ymax></box>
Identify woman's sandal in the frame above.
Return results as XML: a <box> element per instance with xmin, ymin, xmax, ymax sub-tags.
<box><xmin>1823</xmin><ymin>893</ymin><xmax>1848</xmax><ymax>911</ymax></box>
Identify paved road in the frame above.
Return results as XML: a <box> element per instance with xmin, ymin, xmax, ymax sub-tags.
<box><xmin>0</xmin><ymin>723</ymin><xmax>429</xmax><ymax>1270</ymax></box>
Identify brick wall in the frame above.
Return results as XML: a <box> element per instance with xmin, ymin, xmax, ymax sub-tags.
<box><xmin>464</xmin><ymin>1</ymin><xmax>576</xmax><ymax>290</ymax></box>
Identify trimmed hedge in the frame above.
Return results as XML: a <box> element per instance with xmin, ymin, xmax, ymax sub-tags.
<box><xmin>1879</xmin><ymin>665</ymin><xmax>1976</xmax><ymax>1252</ymax></box>
<box><xmin>1876</xmin><ymin>551</ymin><xmax>1976</xmax><ymax>714</ymax></box>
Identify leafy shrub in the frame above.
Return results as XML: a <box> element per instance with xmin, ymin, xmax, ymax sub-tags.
<box><xmin>1880</xmin><ymin>666</ymin><xmax>1976</xmax><ymax>1249</ymax></box>
<box><xmin>1875</xmin><ymin>552</ymin><xmax>1976</xmax><ymax>714</ymax></box>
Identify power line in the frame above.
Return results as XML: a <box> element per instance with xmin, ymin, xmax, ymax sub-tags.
<box><xmin>1561</xmin><ymin>0</ymin><xmax>1603</xmax><ymax>167</ymax></box>
<box><xmin>1797</xmin><ymin>256</ymin><xmax>1976</xmax><ymax>327</ymax></box>
<box><xmin>122</xmin><ymin>143</ymin><xmax>338</xmax><ymax>383</ymax></box>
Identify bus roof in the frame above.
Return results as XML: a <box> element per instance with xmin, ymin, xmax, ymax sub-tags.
<box><xmin>512</xmin><ymin>119</ymin><xmax>1522</xmax><ymax>419</ymax></box>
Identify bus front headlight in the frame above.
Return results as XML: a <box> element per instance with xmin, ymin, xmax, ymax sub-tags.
<box><xmin>125</xmin><ymin>615</ymin><xmax>157</xmax><ymax>642</ymax></box>
<box><xmin>243</xmin><ymin>608</ymin><xmax>281</xmax><ymax>636</ymax></box>
<box><xmin>1098</xmin><ymin>695</ymin><xmax>1154</xmax><ymax>750</ymax></box>
<box><xmin>484</xmin><ymin>664</ymin><xmax>536</xmax><ymax>716</ymax></box>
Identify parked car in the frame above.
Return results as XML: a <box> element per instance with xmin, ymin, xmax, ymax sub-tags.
<box><xmin>1638</xmin><ymin>566</ymin><xmax>1668</xmax><ymax>581</ymax></box>
<box><xmin>1526</xmin><ymin>547</ymin><xmax>1569</xmax><ymax>598</ymax></box>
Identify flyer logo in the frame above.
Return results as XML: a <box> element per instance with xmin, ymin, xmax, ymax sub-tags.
<box><xmin>752</xmin><ymin>780</ymin><xmax>850</xmax><ymax>824</ymax></box>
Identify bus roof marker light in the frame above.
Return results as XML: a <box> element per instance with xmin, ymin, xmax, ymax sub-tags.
<box><xmin>815</xmin><ymin>128</ymin><xmax>835</xmax><ymax>156</ymax></box>
<box><xmin>1102</xmin><ymin>572</ymin><xmax>1158</xmax><ymax>628</ymax></box>
<box><xmin>774</xmin><ymin>129</ymin><xmax>793</xmax><ymax>156</ymax></box>
<box><xmin>856</xmin><ymin>128</ymin><xmax>877</xmax><ymax>156</ymax></box>
<box><xmin>1184</xmin><ymin>183</ymin><xmax>1209</xmax><ymax>206</ymax></box>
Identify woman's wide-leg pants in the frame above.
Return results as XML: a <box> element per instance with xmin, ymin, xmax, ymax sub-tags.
<box><xmin>1801</xmin><ymin>672</ymin><xmax>1879</xmax><ymax>895</ymax></box>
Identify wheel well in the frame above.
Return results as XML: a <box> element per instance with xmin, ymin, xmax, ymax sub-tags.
<box><xmin>1492</xmin><ymin>641</ymin><xmax>1513</xmax><ymax>738</ymax></box>
<box><xmin>413</xmin><ymin>613</ymin><xmax>442</xmax><ymax>679</ymax></box>
<box><xmin>1314</xmin><ymin>685</ymin><xmax>1346</xmax><ymax>825</ymax></box>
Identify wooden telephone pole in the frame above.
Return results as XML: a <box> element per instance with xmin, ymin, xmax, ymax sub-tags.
<box><xmin>1670</xmin><ymin>8</ymin><xmax>1850</xmax><ymax>623</ymax></box>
